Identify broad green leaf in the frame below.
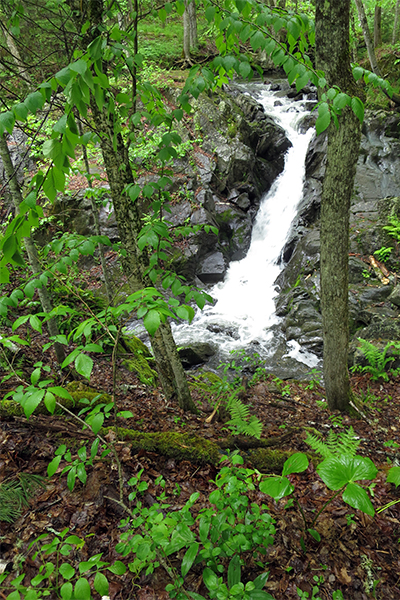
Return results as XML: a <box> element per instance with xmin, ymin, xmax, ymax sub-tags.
<box><xmin>60</xmin><ymin>582</ymin><xmax>73</xmax><ymax>600</ymax></box>
<box><xmin>307</xmin><ymin>528</ymin><xmax>321</xmax><ymax>542</ymax></box>
<box><xmin>0</xmin><ymin>266</ymin><xmax>9</xmax><ymax>283</ymax></box>
<box><xmin>48</xmin><ymin>387</ymin><xmax>73</xmax><ymax>400</ymax></box>
<box><xmin>351</xmin><ymin>96</ymin><xmax>364</xmax><ymax>123</ymax></box>
<box><xmin>25</xmin><ymin>92</ymin><xmax>45</xmax><ymax>114</ymax></box>
<box><xmin>77</xmin><ymin>463</ymin><xmax>87</xmax><ymax>485</ymax></box>
<box><xmin>75</xmin><ymin>353</ymin><xmax>93</xmax><ymax>380</ymax></box>
<box><xmin>248</xmin><ymin>592</ymin><xmax>275</xmax><ymax>600</ymax></box>
<box><xmin>87</xmin><ymin>412</ymin><xmax>104</xmax><ymax>435</ymax></box>
<box><xmin>44</xmin><ymin>391</ymin><xmax>56</xmax><ymax>414</ymax></box>
<box><xmin>352</xmin><ymin>66</ymin><xmax>364</xmax><ymax>81</ymax></box>
<box><xmin>296</xmin><ymin>72</ymin><xmax>310</xmax><ymax>92</ymax></box>
<box><xmin>282</xmin><ymin>453</ymin><xmax>308</xmax><ymax>476</ymax></box>
<box><xmin>239</xmin><ymin>61</ymin><xmax>252</xmax><ymax>79</ymax></box>
<box><xmin>333</xmin><ymin>92</ymin><xmax>350</xmax><ymax>110</ymax></box>
<box><xmin>107</xmin><ymin>561</ymin><xmax>126</xmax><ymax>575</ymax></box>
<box><xmin>317</xmin><ymin>455</ymin><xmax>378</xmax><ymax>490</ymax></box>
<box><xmin>260</xmin><ymin>476</ymin><xmax>294</xmax><ymax>501</ymax></box>
<box><xmin>69</xmin><ymin>59</ymin><xmax>87</xmax><ymax>75</ymax></box>
<box><xmin>253</xmin><ymin>572</ymin><xmax>270</xmax><ymax>590</ymax></box>
<box><xmin>67</xmin><ymin>466</ymin><xmax>77</xmax><ymax>491</ymax></box>
<box><xmin>387</xmin><ymin>466</ymin><xmax>400</xmax><ymax>487</ymax></box>
<box><xmin>74</xmin><ymin>578</ymin><xmax>91</xmax><ymax>600</ymax></box>
<box><xmin>88</xmin><ymin>36</ymin><xmax>103</xmax><ymax>60</ymax></box>
<box><xmin>47</xmin><ymin>455</ymin><xmax>62</xmax><ymax>477</ymax></box>
<box><xmin>181</xmin><ymin>542</ymin><xmax>199</xmax><ymax>577</ymax></box>
<box><xmin>29</xmin><ymin>315</ymin><xmax>42</xmax><ymax>333</ymax></box>
<box><xmin>250</xmin><ymin>31</ymin><xmax>265</xmax><ymax>52</ymax></box>
<box><xmin>315</xmin><ymin>111</ymin><xmax>331</xmax><ymax>135</ymax></box>
<box><xmin>228</xmin><ymin>555</ymin><xmax>241</xmax><ymax>589</ymax></box>
<box><xmin>13</xmin><ymin>103</ymin><xmax>29</xmax><ymax>121</ymax></box>
<box><xmin>143</xmin><ymin>309</ymin><xmax>161</xmax><ymax>336</ymax></box>
<box><xmin>59</xmin><ymin>563</ymin><xmax>75</xmax><ymax>580</ymax></box>
<box><xmin>23</xmin><ymin>389</ymin><xmax>45</xmax><ymax>419</ymax></box>
<box><xmin>203</xmin><ymin>567</ymin><xmax>219</xmax><ymax>592</ymax></box>
<box><xmin>342</xmin><ymin>482</ymin><xmax>375</xmax><ymax>516</ymax></box>
<box><xmin>94</xmin><ymin>572</ymin><xmax>109</xmax><ymax>596</ymax></box>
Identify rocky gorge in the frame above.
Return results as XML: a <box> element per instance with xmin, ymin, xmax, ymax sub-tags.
<box><xmin>4</xmin><ymin>77</ymin><xmax>400</xmax><ymax>380</ymax></box>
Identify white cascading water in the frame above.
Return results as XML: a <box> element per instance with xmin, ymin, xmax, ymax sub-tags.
<box><xmin>171</xmin><ymin>84</ymin><xmax>318</xmax><ymax>367</ymax></box>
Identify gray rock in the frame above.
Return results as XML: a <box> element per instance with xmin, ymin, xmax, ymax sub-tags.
<box><xmin>178</xmin><ymin>342</ymin><xmax>217</xmax><ymax>368</ymax></box>
<box><xmin>197</xmin><ymin>252</ymin><xmax>227</xmax><ymax>284</ymax></box>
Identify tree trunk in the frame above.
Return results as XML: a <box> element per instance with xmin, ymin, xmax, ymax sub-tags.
<box><xmin>374</xmin><ymin>3</ymin><xmax>382</xmax><ymax>48</ymax></box>
<box><xmin>353</xmin><ymin>0</ymin><xmax>381</xmax><ymax>73</ymax></box>
<box><xmin>353</xmin><ymin>0</ymin><xmax>400</xmax><ymax>104</ymax></box>
<box><xmin>72</xmin><ymin>0</ymin><xmax>198</xmax><ymax>413</ymax></box>
<box><xmin>393</xmin><ymin>0</ymin><xmax>400</xmax><ymax>44</ymax></box>
<box><xmin>188</xmin><ymin>0</ymin><xmax>198</xmax><ymax>48</ymax></box>
<box><xmin>0</xmin><ymin>133</ymin><xmax>66</xmax><ymax>365</ymax></box>
<box><xmin>183</xmin><ymin>2</ymin><xmax>191</xmax><ymax>62</ymax></box>
<box><xmin>315</xmin><ymin>0</ymin><xmax>362</xmax><ymax>412</ymax></box>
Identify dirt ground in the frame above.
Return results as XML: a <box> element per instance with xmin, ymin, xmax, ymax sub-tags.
<box><xmin>1</xmin><ymin>341</ymin><xmax>400</xmax><ymax>600</ymax></box>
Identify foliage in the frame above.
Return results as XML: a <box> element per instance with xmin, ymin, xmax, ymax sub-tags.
<box><xmin>305</xmin><ymin>426</ymin><xmax>361</xmax><ymax>459</ymax></box>
<box><xmin>0</xmin><ymin>473</ymin><xmax>45</xmax><ymax>523</ymax></box>
<box><xmin>383</xmin><ymin>214</ymin><xmax>400</xmax><ymax>243</ymax></box>
<box><xmin>116</xmin><ymin>453</ymin><xmax>276</xmax><ymax>600</ymax></box>
<box><xmin>0</xmin><ymin>527</ymin><xmax>126</xmax><ymax>600</ymax></box>
<box><xmin>373</xmin><ymin>246</ymin><xmax>392</xmax><ymax>262</ymax></box>
<box><xmin>352</xmin><ymin>338</ymin><xmax>400</xmax><ymax>381</ymax></box>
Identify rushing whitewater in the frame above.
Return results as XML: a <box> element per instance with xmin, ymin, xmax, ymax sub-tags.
<box><xmin>172</xmin><ymin>84</ymin><xmax>316</xmax><ymax>363</ymax></box>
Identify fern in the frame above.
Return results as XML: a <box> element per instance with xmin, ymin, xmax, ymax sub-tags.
<box><xmin>355</xmin><ymin>338</ymin><xmax>400</xmax><ymax>381</ymax></box>
<box><xmin>225</xmin><ymin>395</ymin><xmax>263</xmax><ymax>439</ymax></box>
<box><xmin>0</xmin><ymin>474</ymin><xmax>46</xmax><ymax>523</ymax></box>
<box><xmin>305</xmin><ymin>427</ymin><xmax>360</xmax><ymax>458</ymax></box>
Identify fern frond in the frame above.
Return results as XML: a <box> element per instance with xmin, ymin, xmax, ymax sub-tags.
<box><xmin>0</xmin><ymin>474</ymin><xmax>46</xmax><ymax>523</ymax></box>
<box><xmin>305</xmin><ymin>432</ymin><xmax>333</xmax><ymax>458</ymax></box>
<box><xmin>227</xmin><ymin>397</ymin><xmax>251</xmax><ymax>421</ymax></box>
<box><xmin>305</xmin><ymin>427</ymin><xmax>360</xmax><ymax>458</ymax></box>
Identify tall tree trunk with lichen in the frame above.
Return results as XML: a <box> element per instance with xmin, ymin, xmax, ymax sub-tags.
<box><xmin>67</xmin><ymin>0</ymin><xmax>198</xmax><ymax>413</ymax></box>
<box><xmin>0</xmin><ymin>133</ymin><xmax>66</xmax><ymax>365</ymax></box>
<box><xmin>315</xmin><ymin>0</ymin><xmax>362</xmax><ymax>411</ymax></box>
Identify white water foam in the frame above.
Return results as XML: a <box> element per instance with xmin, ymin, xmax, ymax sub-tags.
<box><xmin>171</xmin><ymin>85</ymin><xmax>318</xmax><ymax>368</ymax></box>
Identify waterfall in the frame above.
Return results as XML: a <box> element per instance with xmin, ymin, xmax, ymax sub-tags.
<box><xmin>172</xmin><ymin>83</ymin><xmax>319</xmax><ymax>369</ymax></box>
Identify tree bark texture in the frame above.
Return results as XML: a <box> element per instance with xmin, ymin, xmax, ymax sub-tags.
<box><xmin>316</xmin><ymin>0</ymin><xmax>362</xmax><ymax>411</ymax></box>
<box><xmin>72</xmin><ymin>0</ymin><xmax>198</xmax><ymax>413</ymax></box>
<box><xmin>393</xmin><ymin>0</ymin><xmax>400</xmax><ymax>44</ymax></box>
<box><xmin>353</xmin><ymin>0</ymin><xmax>381</xmax><ymax>72</ymax></box>
<box><xmin>0</xmin><ymin>134</ymin><xmax>66</xmax><ymax>364</ymax></box>
<box><xmin>374</xmin><ymin>4</ymin><xmax>382</xmax><ymax>48</ymax></box>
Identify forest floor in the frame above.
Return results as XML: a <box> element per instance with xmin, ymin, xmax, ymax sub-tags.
<box><xmin>1</xmin><ymin>338</ymin><xmax>400</xmax><ymax>600</ymax></box>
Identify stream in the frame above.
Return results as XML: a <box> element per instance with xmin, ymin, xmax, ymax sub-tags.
<box><xmin>172</xmin><ymin>83</ymin><xmax>321</xmax><ymax>376</ymax></box>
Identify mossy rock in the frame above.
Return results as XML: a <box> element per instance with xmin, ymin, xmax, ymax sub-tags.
<box><xmin>0</xmin><ymin>381</ymin><xmax>111</xmax><ymax>417</ymax></box>
<box><xmin>247</xmin><ymin>448</ymin><xmax>294</xmax><ymax>474</ymax></box>
<box><xmin>119</xmin><ymin>334</ymin><xmax>158</xmax><ymax>386</ymax></box>
<box><xmin>189</xmin><ymin>370</ymin><xmax>222</xmax><ymax>394</ymax></box>
<box><xmin>111</xmin><ymin>428</ymin><xmax>221</xmax><ymax>464</ymax></box>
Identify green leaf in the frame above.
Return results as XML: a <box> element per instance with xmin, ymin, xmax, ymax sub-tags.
<box><xmin>296</xmin><ymin>72</ymin><xmax>310</xmax><ymax>92</ymax></box>
<box><xmin>351</xmin><ymin>96</ymin><xmax>364</xmax><ymax>123</ymax></box>
<box><xmin>29</xmin><ymin>315</ymin><xmax>42</xmax><ymax>333</ymax></box>
<box><xmin>203</xmin><ymin>567</ymin><xmax>219</xmax><ymax>592</ymax></box>
<box><xmin>67</xmin><ymin>466</ymin><xmax>77</xmax><ymax>491</ymax></box>
<box><xmin>143</xmin><ymin>309</ymin><xmax>161</xmax><ymax>336</ymax></box>
<box><xmin>387</xmin><ymin>466</ymin><xmax>400</xmax><ymax>487</ymax></box>
<box><xmin>48</xmin><ymin>387</ymin><xmax>73</xmax><ymax>401</ymax></box>
<box><xmin>342</xmin><ymin>482</ymin><xmax>375</xmax><ymax>516</ymax></box>
<box><xmin>94</xmin><ymin>572</ymin><xmax>109</xmax><ymax>596</ymax></box>
<box><xmin>352</xmin><ymin>66</ymin><xmax>364</xmax><ymax>81</ymax></box>
<box><xmin>60</xmin><ymin>582</ymin><xmax>73</xmax><ymax>600</ymax></box>
<box><xmin>107</xmin><ymin>561</ymin><xmax>126</xmax><ymax>575</ymax></box>
<box><xmin>333</xmin><ymin>92</ymin><xmax>350</xmax><ymax>110</ymax></box>
<box><xmin>282</xmin><ymin>453</ymin><xmax>308</xmax><ymax>476</ymax></box>
<box><xmin>13</xmin><ymin>103</ymin><xmax>29</xmax><ymax>121</ymax></box>
<box><xmin>228</xmin><ymin>555</ymin><xmax>241</xmax><ymax>589</ymax></box>
<box><xmin>25</xmin><ymin>92</ymin><xmax>45</xmax><ymax>114</ymax></box>
<box><xmin>181</xmin><ymin>542</ymin><xmax>199</xmax><ymax>577</ymax></box>
<box><xmin>315</xmin><ymin>111</ymin><xmax>331</xmax><ymax>135</ymax></box>
<box><xmin>88</xmin><ymin>36</ymin><xmax>103</xmax><ymax>60</ymax></box>
<box><xmin>317</xmin><ymin>455</ymin><xmax>378</xmax><ymax>490</ymax></box>
<box><xmin>44</xmin><ymin>391</ymin><xmax>56</xmax><ymax>414</ymax></box>
<box><xmin>253</xmin><ymin>572</ymin><xmax>270</xmax><ymax>590</ymax></box>
<box><xmin>248</xmin><ymin>592</ymin><xmax>275</xmax><ymax>600</ymax></box>
<box><xmin>59</xmin><ymin>563</ymin><xmax>75</xmax><ymax>580</ymax></box>
<box><xmin>239</xmin><ymin>61</ymin><xmax>252</xmax><ymax>79</ymax></box>
<box><xmin>77</xmin><ymin>463</ymin><xmax>87</xmax><ymax>485</ymax></box>
<box><xmin>259</xmin><ymin>476</ymin><xmax>294</xmax><ymax>501</ymax></box>
<box><xmin>24</xmin><ymin>389</ymin><xmax>45</xmax><ymax>419</ymax></box>
<box><xmin>307</xmin><ymin>528</ymin><xmax>321</xmax><ymax>542</ymax></box>
<box><xmin>74</xmin><ymin>578</ymin><xmax>91</xmax><ymax>600</ymax></box>
<box><xmin>69</xmin><ymin>59</ymin><xmax>87</xmax><ymax>76</ymax></box>
<box><xmin>0</xmin><ymin>266</ymin><xmax>9</xmax><ymax>283</ymax></box>
<box><xmin>75</xmin><ymin>353</ymin><xmax>93</xmax><ymax>380</ymax></box>
<box><xmin>88</xmin><ymin>412</ymin><xmax>104</xmax><ymax>435</ymax></box>
<box><xmin>47</xmin><ymin>455</ymin><xmax>62</xmax><ymax>477</ymax></box>
<box><xmin>250</xmin><ymin>31</ymin><xmax>265</xmax><ymax>51</ymax></box>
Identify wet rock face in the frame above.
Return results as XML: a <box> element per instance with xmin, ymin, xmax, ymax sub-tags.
<box><xmin>274</xmin><ymin>110</ymin><xmax>400</xmax><ymax>363</ymax></box>
<box><xmin>46</xmin><ymin>86</ymin><xmax>291</xmax><ymax>286</ymax></box>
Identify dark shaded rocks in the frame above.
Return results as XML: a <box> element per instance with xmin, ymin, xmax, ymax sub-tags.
<box><xmin>178</xmin><ymin>342</ymin><xmax>217</xmax><ymax>368</ymax></box>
